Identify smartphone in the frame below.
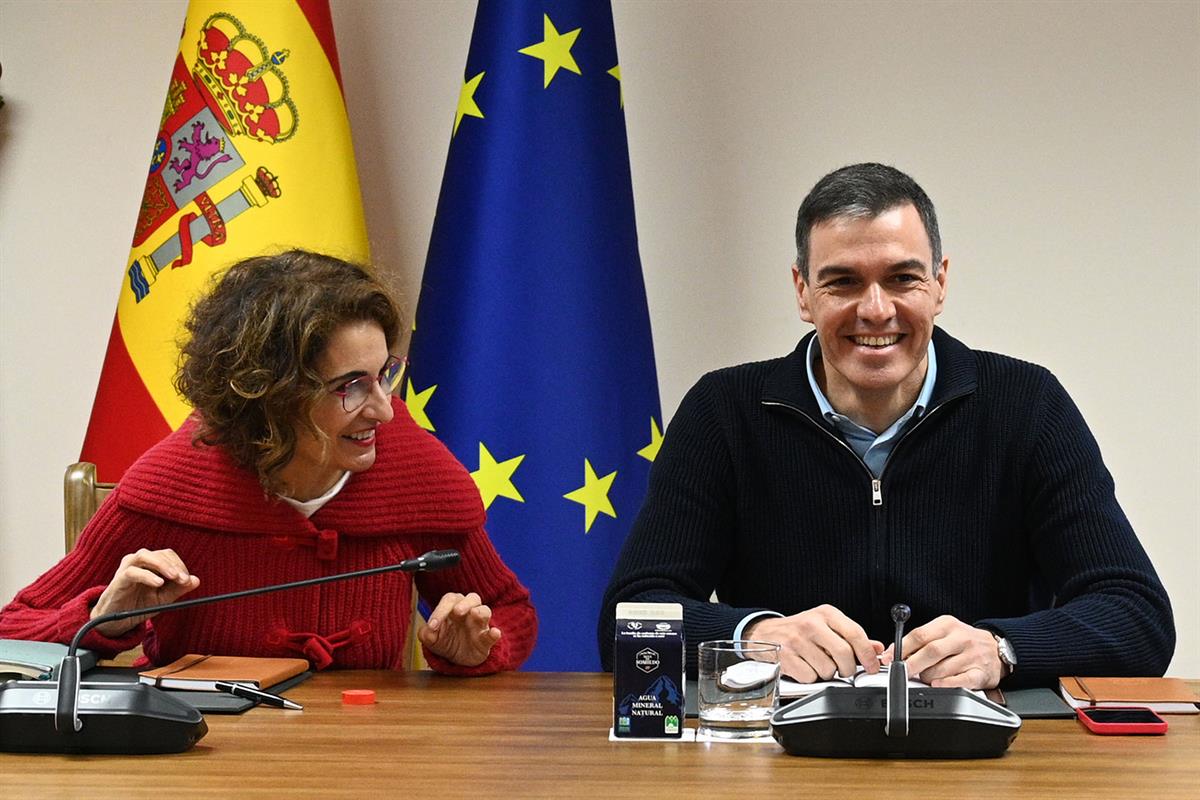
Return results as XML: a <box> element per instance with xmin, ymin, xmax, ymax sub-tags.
<box><xmin>1076</xmin><ymin>706</ymin><xmax>1168</xmax><ymax>735</ymax></box>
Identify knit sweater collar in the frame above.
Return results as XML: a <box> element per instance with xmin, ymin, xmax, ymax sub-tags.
<box><xmin>115</xmin><ymin>398</ymin><xmax>485</xmax><ymax>537</ymax></box>
<box><xmin>762</xmin><ymin>326</ymin><xmax>978</xmax><ymax>418</ymax></box>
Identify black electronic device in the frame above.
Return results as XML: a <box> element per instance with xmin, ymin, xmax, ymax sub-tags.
<box><xmin>770</xmin><ymin>603</ymin><xmax>1022</xmax><ymax>758</ymax></box>
<box><xmin>0</xmin><ymin>549</ymin><xmax>460</xmax><ymax>755</ymax></box>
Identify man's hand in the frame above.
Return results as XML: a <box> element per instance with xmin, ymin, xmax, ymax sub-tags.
<box><xmin>895</xmin><ymin>615</ymin><xmax>1003</xmax><ymax>690</ymax></box>
<box><xmin>90</xmin><ymin>548</ymin><xmax>200</xmax><ymax>637</ymax></box>
<box><xmin>418</xmin><ymin>591</ymin><xmax>502</xmax><ymax>667</ymax></box>
<box><xmin>746</xmin><ymin>604</ymin><xmax>884</xmax><ymax>682</ymax></box>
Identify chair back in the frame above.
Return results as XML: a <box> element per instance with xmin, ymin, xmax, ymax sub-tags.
<box><xmin>406</xmin><ymin>592</ymin><xmax>429</xmax><ymax>670</ymax></box>
<box><xmin>64</xmin><ymin>462</ymin><xmax>116</xmax><ymax>553</ymax></box>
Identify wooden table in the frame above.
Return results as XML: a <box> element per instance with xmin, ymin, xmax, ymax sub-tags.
<box><xmin>2</xmin><ymin>672</ymin><xmax>1197</xmax><ymax>798</ymax></box>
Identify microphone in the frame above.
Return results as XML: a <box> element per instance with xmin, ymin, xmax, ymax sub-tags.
<box><xmin>885</xmin><ymin>603</ymin><xmax>911</xmax><ymax>737</ymax></box>
<box><xmin>0</xmin><ymin>548</ymin><xmax>460</xmax><ymax>754</ymax></box>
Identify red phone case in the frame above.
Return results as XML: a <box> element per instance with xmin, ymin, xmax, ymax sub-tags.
<box><xmin>1075</xmin><ymin>707</ymin><xmax>1168</xmax><ymax>735</ymax></box>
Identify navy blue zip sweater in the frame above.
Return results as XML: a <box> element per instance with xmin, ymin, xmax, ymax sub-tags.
<box><xmin>598</xmin><ymin>328</ymin><xmax>1174</xmax><ymax>685</ymax></box>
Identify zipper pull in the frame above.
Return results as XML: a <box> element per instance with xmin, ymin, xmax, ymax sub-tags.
<box><xmin>871</xmin><ymin>479</ymin><xmax>883</xmax><ymax>506</ymax></box>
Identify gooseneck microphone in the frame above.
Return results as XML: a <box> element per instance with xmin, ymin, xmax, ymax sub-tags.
<box><xmin>0</xmin><ymin>548</ymin><xmax>460</xmax><ymax>754</ymax></box>
<box><xmin>885</xmin><ymin>603</ymin><xmax>911</xmax><ymax>737</ymax></box>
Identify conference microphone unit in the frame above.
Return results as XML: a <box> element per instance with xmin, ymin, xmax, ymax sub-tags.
<box><xmin>0</xmin><ymin>548</ymin><xmax>461</xmax><ymax>755</ymax></box>
<box><xmin>770</xmin><ymin>603</ymin><xmax>1022</xmax><ymax>759</ymax></box>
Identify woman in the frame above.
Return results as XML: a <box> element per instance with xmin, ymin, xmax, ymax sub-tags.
<box><xmin>0</xmin><ymin>250</ymin><xmax>537</xmax><ymax>674</ymax></box>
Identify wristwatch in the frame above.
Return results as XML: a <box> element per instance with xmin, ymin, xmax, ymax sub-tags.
<box><xmin>993</xmin><ymin>634</ymin><xmax>1017</xmax><ymax>676</ymax></box>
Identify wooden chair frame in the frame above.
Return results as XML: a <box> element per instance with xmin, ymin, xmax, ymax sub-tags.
<box><xmin>64</xmin><ymin>462</ymin><xmax>115</xmax><ymax>553</ymax></box>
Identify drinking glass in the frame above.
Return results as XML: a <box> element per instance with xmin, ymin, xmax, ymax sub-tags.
<box><xmin>696</xmin><ymin>640</ymin><xmax>782</xmax><ymax>739</ymax></box>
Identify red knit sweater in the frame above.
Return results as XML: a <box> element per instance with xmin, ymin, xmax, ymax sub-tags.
<box><xmin>0</xmin><ymin>399</ymin><xmax>537</xmax><ymax>675</ymax></box>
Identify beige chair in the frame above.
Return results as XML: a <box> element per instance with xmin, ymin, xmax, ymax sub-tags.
<box><xmin>63</xmin><ymin>461</ymin><xmax>427</xmax><ymax>670</ymax></box>
<box><xmin>64</xmin><ymin>462</ymin><xmax>131</xmax><ymax>663</ymax></box>
<box><xmin>64</xmin><ymin>462</ymin><xmax>115</xmax><ymax>553</ymax></box>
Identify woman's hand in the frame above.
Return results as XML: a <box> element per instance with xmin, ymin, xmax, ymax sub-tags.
<box><xmin>417</xmin><ymin>591</ymin><xmax>502</xmax><ymax>667</ymax></box>
<box><xmin>89</xmin><ymin>548</ymin><xmax>200</xmax><ymax>637</ymax></box>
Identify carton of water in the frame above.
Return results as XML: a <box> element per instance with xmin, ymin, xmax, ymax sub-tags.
<box><xmin>612</xmin><ymin>602</ymin><xmax>684</xmax><ymax>739</ymax></box>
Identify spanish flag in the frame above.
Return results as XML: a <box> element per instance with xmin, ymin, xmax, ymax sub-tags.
<box><xmin>81</xmin><ymin>0</ymin><xmax>368</xmax><ymax>480</ymax></box>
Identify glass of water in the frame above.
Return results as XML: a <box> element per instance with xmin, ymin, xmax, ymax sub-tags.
<box><xmin>696</xmin><ymin>640</ymin><xmax>782</xmax><ymax>739</ymax></box>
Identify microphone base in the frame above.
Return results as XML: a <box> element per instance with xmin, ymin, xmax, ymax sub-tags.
<box><xmin>0</xmin><ymin>680</ymin><xmax>208</xmax><ymax>754</ymax></box>
<box><xmin>771</xmin><ymin>686</ymin><xmax>1020</xmax><ymax>759</ymax></box>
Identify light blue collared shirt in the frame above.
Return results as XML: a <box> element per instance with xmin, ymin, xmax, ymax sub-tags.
<box><xmin>733</xmin><ymin>337</ymin><xmax>938</xmax><ymax>642</ymax></box>
<box><xmin>805</xmin><ymin>336</ymin><xmax>937</xmax><ymax>478</ymax></box>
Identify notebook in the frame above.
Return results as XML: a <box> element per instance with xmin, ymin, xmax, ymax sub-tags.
<box><xmin>1059</xmin><ymin>676</ymin><xmax>1199</xmax><ymax>714</ymax></box>
<box><xmin>0</xmin><ymin>639</ymin><xmax>97</xmax><ymax>681</ymax></box>
<box><xmin>84</xmin><ymin>666</ymin><xmax>311</xmax><ymax>714</ymax></box>
<box><xmin>138</xmin><ymin>654</ymin><xmax>309</xmax><ymax>691</ymax></box>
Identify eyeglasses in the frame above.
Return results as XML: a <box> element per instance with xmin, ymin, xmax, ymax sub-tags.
<box><xmin>329</xmin><ymin>355</ymin><xmax>407</xmax><ymax>413</ymax></box>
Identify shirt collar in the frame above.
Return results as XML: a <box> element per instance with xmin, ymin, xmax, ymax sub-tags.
<box><xmin>805</xmin><ymin>336</ymin><xmax>938</xmax><ymax>424</ymax></box>
<box><xmin>278</xmin><ymin>470</ymin><xmax>351</xmax><ymax>518</ymax></box>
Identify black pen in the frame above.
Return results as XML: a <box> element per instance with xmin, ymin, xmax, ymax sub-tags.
<box><xmin>214</xmin><ymin>680</ymin><xmax>303</xmax><ymax>710</ymax></box>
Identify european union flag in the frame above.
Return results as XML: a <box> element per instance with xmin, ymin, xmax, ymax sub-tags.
<box><xmin>407</xmin><ymin>0</ymin><xmax>661</xmax><ymax>671</ymax></box>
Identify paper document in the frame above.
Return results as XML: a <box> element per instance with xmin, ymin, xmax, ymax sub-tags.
<box><xmin>780</xmin><ymin>664</ymin><xmax>983</xmax><ymax>699</ymax></box>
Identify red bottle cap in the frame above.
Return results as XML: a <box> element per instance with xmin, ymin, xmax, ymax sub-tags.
<box><xmin>342</xmin><ymin>689</ymin><xmax>376</xmax><ymax>705</ymax></box>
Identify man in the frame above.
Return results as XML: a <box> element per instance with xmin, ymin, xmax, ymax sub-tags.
<box><xmin>598</xmin><ymin>163</ymin><xmax>1173</xmax><ymax>689</ymax></box>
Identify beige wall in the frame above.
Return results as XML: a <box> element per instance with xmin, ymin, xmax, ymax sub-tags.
<box><xmin>1</xmin><ymin>0</ymin><xmax>1196</xmax><ymax>675</ymax></box>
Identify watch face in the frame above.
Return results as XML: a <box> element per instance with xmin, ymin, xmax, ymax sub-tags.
<box><xmin>998</xmin><ymin>638</ymin><xmax>1016</xmax><ymax>666</ymax></box>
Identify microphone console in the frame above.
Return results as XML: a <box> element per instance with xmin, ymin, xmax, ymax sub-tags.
<box><xmin>769</xmin><ymin>603</ymin><xmax>1022</xmax><ymax>758</ymax></box>
<box><xmin>0</xmin><ymin>680</ymin><xmax>208</xmax><ymax>755</ymax></box>
<box><xmin>770</xmin><ymin>684</ymin><xmax>1021</xmax><ymax>758</ymax></box>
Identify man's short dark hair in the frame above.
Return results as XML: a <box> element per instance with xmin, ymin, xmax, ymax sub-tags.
<box><xmin>794</xmin><ymin>163</ymin><xmax>942</xmax><ymax>280</ymax></box>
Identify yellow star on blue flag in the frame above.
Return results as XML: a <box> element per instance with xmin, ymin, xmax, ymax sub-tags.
<box><xmin>637</xmin><ymin>417</ymin><xmax>663</xmax><ymax>462</ymax></box>
<box><xmin>563</xmin><ymin>459</ymin><xmax>617</xmax><ymax>532</ymax></box>
<box><xmin>518</xmin><ymin>15</ymin><xmax>582</xmax><ymax>88</ymax></box>
<box><xmin>472</xmin><ymin>442</ymin><xmax>525</xmax><ymax>509</ymax></box>
<box><xmin>404</xmin><ymin>379</ymin><xmax>437</xmax><ymax>431</ymax></box>
<box><xmin>454</xmin><ymin>71</ymin><xmax>485</xmax><ymax>135</ymax></box>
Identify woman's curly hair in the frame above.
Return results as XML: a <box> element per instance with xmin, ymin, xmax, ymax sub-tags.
<box><xmin>175</xmin><ymin>250</ymin><xmax>402</xmax><ymax>493</ymax></box>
